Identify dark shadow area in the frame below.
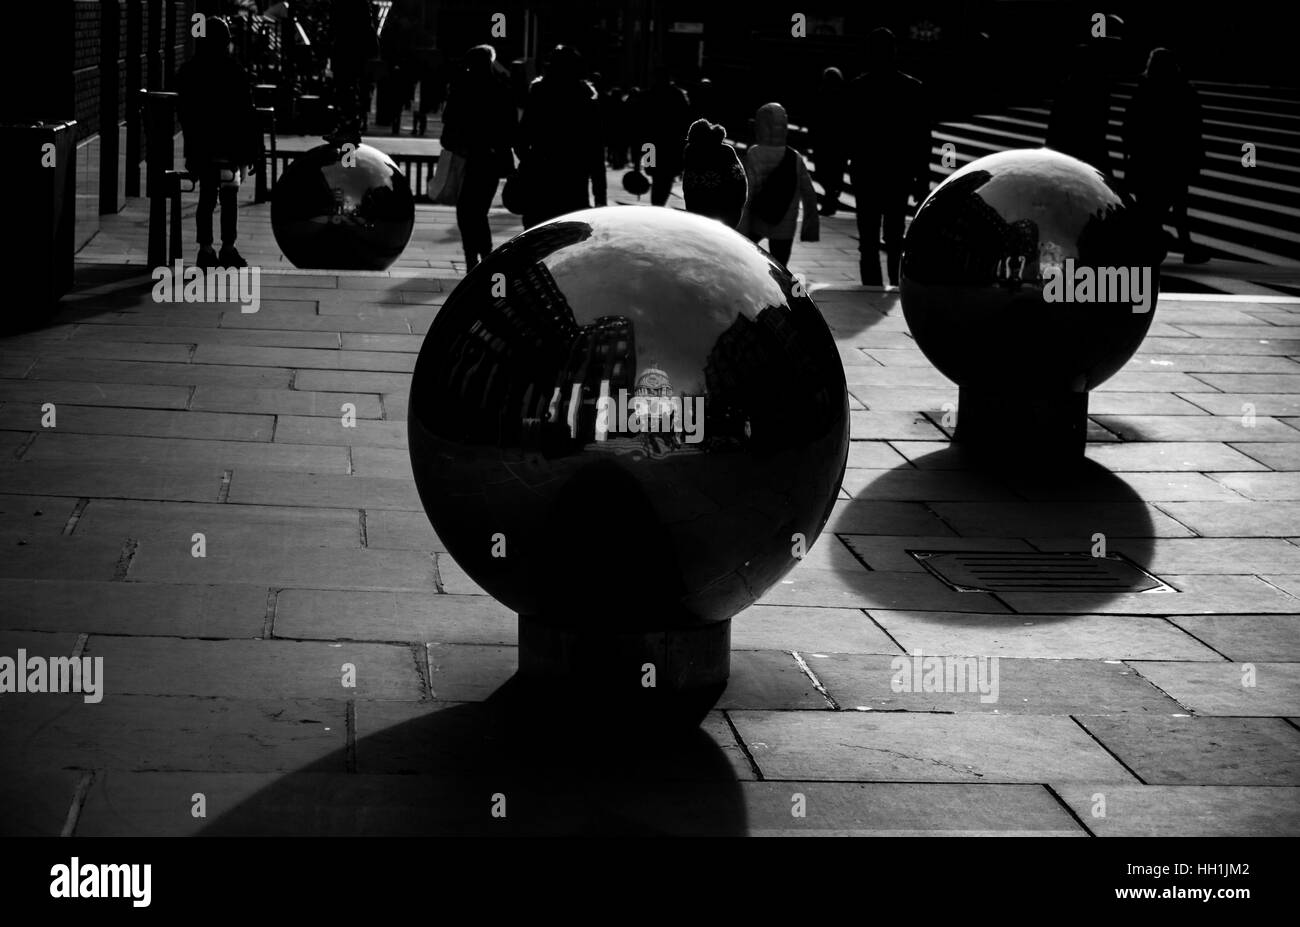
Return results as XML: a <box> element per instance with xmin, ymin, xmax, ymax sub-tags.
<box><xmin>846</xmin><ymin>446</ymin><xmax>1158</xmax><ymax>620</ymax></box>
<box><xmin>199</xmin><ymin>674</ymin><xmax>746</xmax><ymax>836</ymax></box>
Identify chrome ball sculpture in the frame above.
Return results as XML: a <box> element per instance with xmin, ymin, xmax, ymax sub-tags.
<box><xmin>900</xmin><ymin>148</ymin><xmax>1158</xmax><ymax>456</ymax></box>
<box><xmin>271</xmin><ymin>142</ymin><xmax>415</xmax><ymax>270</ymax></box>
<box><xmin>408</xmin><ymin>207</ymin><xmax>849</xmax><ymax>723</ymax></box>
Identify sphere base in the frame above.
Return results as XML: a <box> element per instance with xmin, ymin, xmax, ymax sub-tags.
<box><xmin>517</xmin><ymin>615</ymin><xmax>731</xmax><ymax>728</ymax></box>
<box><xmin>954</xmin><ymin>386</ymin><xmax>1089</xmax><ymax>458</ymax></box>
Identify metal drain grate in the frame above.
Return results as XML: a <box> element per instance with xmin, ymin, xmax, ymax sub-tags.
<box><xmin>911</xmin><ymin>551</ymin><xmax>1174</xmax><ymax>594</ymax></box>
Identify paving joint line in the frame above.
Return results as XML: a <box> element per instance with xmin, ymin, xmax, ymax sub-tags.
<box><xmin>1160</xmin><ymin>616</ymin><xmax>1233</xmax><ymax>660</ymax></box>
<box><xmin>412</xmin><ymin>642</ymin><xmax>433</xmax><ymax>700</ymax></box>
<box><xmin>721</xmin><ymin>710</ymin><xmax>764</xmax><ymax>781</ymax></box>
<box><xmin>430</xmin><ymin>553</ymin><xmax>444</xmax><ymax>594</ymax></box>
<box><xmin>13</xmin><ymin>432</ymin><xmax>38</xmax><ymax>459</ymax></box>
<box><xmin>111</xmin><ymin>539</ymin><xmax>138</xmax><ymax>581</ymax></box>
<box><xmin>60</xmin><ymin>498</ymin><xmax>90</xmax><ymax>535</ymax></box>
<box><xmin>860</xmin><ymin>609</ymin><xmax>908</xmax><ymax>653</ymax></box>
<box><xmin>345</xmin><ymin>700</ymin><xmax>358</xmax><ymax>772</ymax></box>
<box><xmin>1068</xmin><ymin>715</ymin><xmax>1148</xmax><ymax>784</ymax></box>
<box><xmin>791</xmin><ymin>650</ymin><xmax>840</xmax><ymax>710</ymax></box>
<box><xmin>59</xmin><ymin>771</ymin><xmax>96</xmax><ymax>838</ymax></box>
<box><xmin>261</xmin><ymin>588</ymin><xmax>280</xmax><ymax>639</ymax></box>
<box><xmin>1042</xmin><ymin>783</ymin><xmax>1097</xmax><ymax>836</ymax></box>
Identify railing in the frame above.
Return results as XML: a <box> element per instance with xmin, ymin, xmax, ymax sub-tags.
<box><xmin>261</xmin><ymin>148</ymin><xmax>443</xmax><ymax>203</ymax></box>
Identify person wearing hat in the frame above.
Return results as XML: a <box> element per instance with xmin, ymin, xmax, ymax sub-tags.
<box><xmin>737</xmin><ymin>102</ymin><xmax>819</xmax><ymax>267</ymax></box>
<box><xmin>682</xmin><ymin>119</ymin><xmax>746</xmax><ymax>229</ymax></box>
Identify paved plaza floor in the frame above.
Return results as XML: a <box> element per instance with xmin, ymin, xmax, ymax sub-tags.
<box><xmin>2</xmin><ymin>168</ymin><xmax>1299</xmax><ymax>835</ymax></box>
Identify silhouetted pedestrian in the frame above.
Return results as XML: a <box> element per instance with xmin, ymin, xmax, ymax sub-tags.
<box><xmin>1047</xmin><ymin>40</ymin><xmax>1114</xmax><ymax>173</ymax></box>
<box><xmin>1124</xmin><ymin>47</ymin><xmax>1209</xmax><ymax>263</ymax></box>
<box><xmin>516</xmin><ymin>45</ymin><xmax>606</xmax><ymax>228</ymax></box>
<box><xmin>682</xmin><ymin>118</ymin><xmax>747</xmax><ymax>228</ymax></box>
<box><xmin>638</xmin><ymin>67</ymin><xmax>693</xmax><ymax>206</ymax></box>
<box><xmin>811</xmin><ymin>66</ymin><xmax>849</xmax><ymax>216</ymax></box>
<box><xmin>738</xmin><ymin>103</ymin><xmax>819</xmax><ymax>266</ymax></box>
<box><xmin>176</xmin><ymin>17</ymin><xmax>260</xmax><ymax>268</ymax></box>
<box><xmin>378</xmin><ymin>12</ymin><xmax>417</xmax><ymax>135</ymax></box>
<box><xmin>847</xmin><ymin>28</ymin><xmax>929</xmax><ymax>286</ymax></box>
<box><xmin>413</xmin><ymin>42</ymin><xmax>446</xmax><ymax>137</ymax></box>
<box><xmin>441</xmin><ymin>45</ymin><xmax>517</xmax><ymax>269</ymax></box>
<box><xmin>328</xmin><ymin>0</ymin><xmax>380</xmax><ymax>139</ymax></box>
<box><xmin>603</xmin><ymin>85</ymin><xmax>628</xmax><ymax>168</ymax></box>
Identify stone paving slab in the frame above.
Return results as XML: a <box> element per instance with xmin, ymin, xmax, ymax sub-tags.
<box><xmin>274</xmin><ymin>589</ymin><xmax>513</xmax><ymax>644</ymax></box>
<box><xmin>0</xmin><ymin>460</ymin><xmax>226</xmax><ymax>503</ymax></box>
<box><xmin>83</xmin><ymin>636</ymin><xmax>423</xmax><ymax>700</ymax></box>
<box><xmin>1170</xmin><ymin>615</ymin><xmax>1300</xmax><ymax>661</ymax></box>
<box><xmin>729</xmin><ymin>711</ymin><xmax>1138</xmax><ymax>783</ymax></box>
<box><xmin>0</xmin><ymin>579</ymin><xmax>265</xmax><ymax>637</ymax></box>
<box><xmin>1128</xmin><ymin>661</ymin><xmax>1300</xmax><ymax>716</ymax></box>
<box><xmin>27</xmin><ymin>357</ymin><xmax>293</xmax><ymax>389</ymax></box>
<box><xmin>738</xmin><ymin>782</ymin><xmax>1085</xmax><ymax>836</ymax></box>
<box><xmin>807</xmin><ymin>653</ymin><xmax>1183</xmax><ymax>714</ymax></box>
<box><xmin>0</xmin><ymin>693</ymin><xmax>347</xmax><ymax>773</ymax></box>
<box><xmin>1075</xmin><ymin>715</ymin><xmax>1300</xmax><ymax>785</ymax></box>
<box><xmin>18</xmin><ymin>432</ymin><xmax>353</xmax><ymax>472</ymax></box>
<box><xmin>866</xmin><ymin>611</ymin><xmax>1223</xmax><ymax>661</ymax></box>
<box><xmin>70</xmin><ymin>498</ymin><xmax>363</xmax><ymax>549</ymax></box>
<box><xmin>1051</xmin><ymin>784</ymin><xmax>1300</xmax><ymax>836</ymax></box>
<box><xmin>730</xmin><ymin>605</ymin><xmax>898</xmax><ymax>653</ymax></box>
<box><xmin>1000</xmin><ymin>575</ymin><xmax>1300</xmax><ymax>615</ymax></box>
<box><xmin>1028</xmin><ymin>536</ymin><xmax>1300</xmax><ymax>574</ymax></box>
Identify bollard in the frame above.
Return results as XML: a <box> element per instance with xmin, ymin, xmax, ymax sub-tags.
<box><xmin>142</xmin><ymin>91</ymin><xmax>180</xmax><ymax>268</ymax></box>
<box><xmin>164</xmin><ymin>169</ymin><xmax>196</xmax><ymax>263</ymax></box>
<box><xmin>254</xmin><ymin>106</ymin><xmax>275</xmax><ymax>203</ymax></box>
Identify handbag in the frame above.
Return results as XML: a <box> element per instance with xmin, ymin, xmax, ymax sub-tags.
<box><xmin>429</xmin><ymin>150</ymin><xmax>466</xmax><ymax>205</ymax></box>
<box><xmin>622</xmin><ymin>168</ymin><xmax>650</xmax><ymax>196</ymax></box>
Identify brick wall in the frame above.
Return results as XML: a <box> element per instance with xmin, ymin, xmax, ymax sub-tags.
<box><xmin>73</xmin><ymin>1</ymin><xmax>100</xmax><ymax>140</ymax></box>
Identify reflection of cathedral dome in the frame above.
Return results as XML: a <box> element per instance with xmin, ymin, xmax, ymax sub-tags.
<box><xmin>634</xmin><ymin>366</ymin><xmax>673</xmax><ymax>397</ymax></box>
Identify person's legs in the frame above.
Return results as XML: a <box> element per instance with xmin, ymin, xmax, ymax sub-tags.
<box><xmin>820</xmin><ymin>148</ymin><xmax>846</xmax><ymax>215</ymax></box>
<box><xmin>769</xmin><ymin>238</ymin><xmax>793</xmax><ymax>266</ymax></box>
<box><xmin>650</xmin><ymin>164</ymin><xmax>676</xmax><ymax>206</ymax></box>
<box><xmin>881</xmin><ymin>189</ymin><xmax>908</xmax><ymax>286</ymax></box>
<box><xmin>853</xmin><ymin>172</ymin><xmax>884</xmax><ymax>285</ymax></box>
<box><xmin>195</xmin><ymin>167</ymin><xmax>218</xmax><ymax>264</ymax></box>
<box><xmin>457</xmin><ymin>158</ymin><xmax>500</xmax><ymax>268</ymax></box>
<box><xmin>217</xmin><ymin>167</ymin><xmax>240</xmax><ymax>248</ymax></box>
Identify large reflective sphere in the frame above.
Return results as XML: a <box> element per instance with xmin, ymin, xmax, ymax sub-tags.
<box><xmin>408</xmin><ymin>207</ymin><xmax>849</xmax><ymax>631</ymax></box>
<box><xmin>901</xmin><ymin>148</ymin><xmax>1158</xmax><ymax>393</ymax></box>
<box><xmin>271</xmin><ymin>143</ymin><xmax>414</xmax><ymax>270</ymax></box>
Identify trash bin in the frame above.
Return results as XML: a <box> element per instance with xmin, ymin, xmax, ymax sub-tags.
<box><xmin>2</xmin><ymin>120</ymin><xmax>75</xmax><ymax>330</ymax></box>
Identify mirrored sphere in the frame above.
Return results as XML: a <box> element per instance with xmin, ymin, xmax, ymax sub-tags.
<box><xmin>271</xmin><ymin>143</ymin><xmax>414</xmax><ymax>270</ymax></box>
<box><xmin>408</xmin><ymin>207</ymin><xmax>849</xmax><ymax>632</ymax></box>
<box><xmin>901</xmin><ymin>148</ymin><xmax>1158</xmax><ymax>393</ymax></box>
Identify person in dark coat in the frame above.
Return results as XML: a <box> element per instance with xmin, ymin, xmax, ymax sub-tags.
<box><xmin>328</xmin><ymin>0</ymin><xmax>379</xmax><ymax>139</ymax></box>
<box><xmin>811</xmin><ymin>67</ymin><xmax>850</xmax><ymax>216</ymax></box>
<box><xmin>440</xmin><ymin>44</ymin><xmax>518</xmax><ymax>269</ymax></box>
<box><xmin>638</xmin><ymin>66</ymin><xmax>693</xmax><ymax>207</ymax></box>
<box><xmin>1047</xmin><ymin>42</ymin><xmax>1113</xmax><ymax>174</ymax></box>
<box><xmin>378</xmin><ymin>11</ymin><xmax>417</xmax><ymax>135</ymax></box>
<box><xmin>682</xmin><ymin>118</ymin><xmax>747</xmax><ymax>228</ymax></box>
<box><xmin>176</xmin><ymin>17</ymin><xmax>259</xmax><ymax>268</ymax></box>
<box><xmin>603</xmin><ymin>85</ymin><xmax>628</xmax><ymax>168</ymax></box>
<box><xmin>846</xmin><ymin>28</ymin><xmax>929</xmax><ymax>286</ymax></box>
<box><xmin>413</xmin><ymin>41</ymin><xmax>446</xmax><ymax>137</ymax></box>
<box><xmin>1124</xmin><ymin>47</ymin><xmax>1209</xmax><ymax>263</ymax></box>
<box><xmin>516</xmin><ymin>45</ymin><xmax>607</xmax><ymax>229</ymax></box>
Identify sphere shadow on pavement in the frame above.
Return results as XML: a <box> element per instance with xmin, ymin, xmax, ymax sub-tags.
<box><xmin>199</xmin><ymin>674</ymin><xmax>747</xmax><ymax>836</ymax></box>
